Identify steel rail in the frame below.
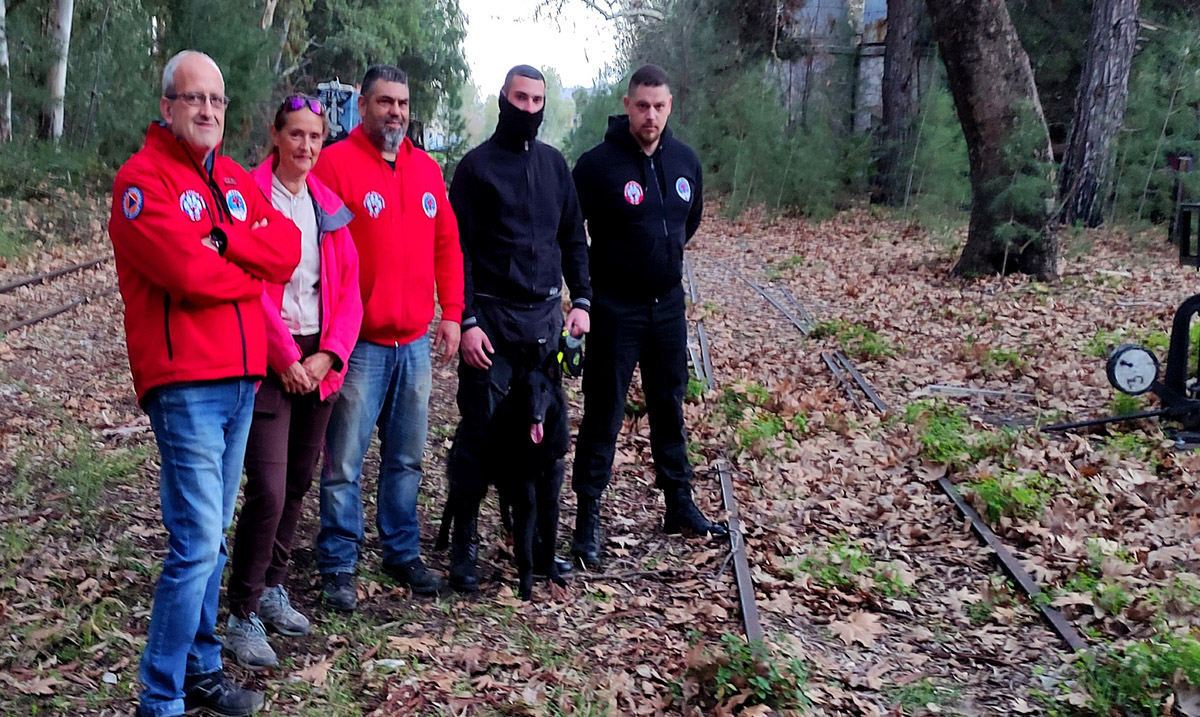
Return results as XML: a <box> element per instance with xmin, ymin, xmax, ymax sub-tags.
<box><xmin>0</xmin><ymin>254</ymin><xmax>113</xmax><ymax>295</ymax></box>
<box><xmin>833</xmin><ymin>351</ymin><xmax>890</xmax><ymax>413</ymax></box>
<box><xmin>821</xmin><ymin>351</ymin><xmax>864</xmax><ymax>410</ymax></box>
<box><xmin>0</xmin><ymin>286</ymin><xmax>119</xmax><ymax>334</ymax></box>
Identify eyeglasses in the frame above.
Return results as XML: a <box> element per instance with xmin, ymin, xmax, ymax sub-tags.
<box><xmin>287</xmin><ymin>95</ymin><xmax>323</xmax><ymax>115</ymax></box>
<box><xmin>166</xmin><ymin>92</ymin><xmax>231</xmax><ymax>109</ymax></box>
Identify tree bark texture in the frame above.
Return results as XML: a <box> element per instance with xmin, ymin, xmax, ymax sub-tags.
<box><xmin>925</xmin><ymin>0</ymin><xmax>1058</xmax><ymax>278</ymax></box>
<box><xmin>1058</xmin><ymin>0</ymin><xmax>1140</xmax><ymax>228</ymax></box>
<box><xmin>0</xmin><ymin>0</ymin><xmax>11</xmax><ymax>143</ymax></box>
<box><xmin>877</xmin><ymin>0</ymin><xmax>922</xmax><ymax>205</ymax></box>
<box><xmin>43</xmin><ymin>0</ymin><xmax>75</xmax><ymax>144</ymax></box>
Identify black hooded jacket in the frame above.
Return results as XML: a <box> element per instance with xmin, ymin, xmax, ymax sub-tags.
<box><xmin>572</xmin><ymin>115</ymin><xmax>703</xmax><ymax>301</ymax></box>
<box><xmin>449</xmin><ymin>128</ymin><xmax>591</xmax><ymax>329</ymax></box>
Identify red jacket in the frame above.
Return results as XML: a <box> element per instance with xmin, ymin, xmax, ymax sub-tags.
<box><xmin>251</xmin><ymin>160</ymin><xmax>363</xmax><ymax>401</ymax></box>
<box><xmin>108</xmin><ymin>122</ymin><xmax>301</xmax><ymax>404</ymax></box>
<box><xmin>312</xmin><ymin>127</ymin><xmax>463</xmax><ymax>346</ymax></box>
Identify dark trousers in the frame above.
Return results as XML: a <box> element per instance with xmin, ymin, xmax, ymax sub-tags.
<box><xmin>228</xmin><ymin>334</ymin><xmax>337</xmax><ymax>618</ymax></box>
<box><xmin>573</xmin><ymin>284</ymin><xmax>693</xmax><ymax>501</ymax></box>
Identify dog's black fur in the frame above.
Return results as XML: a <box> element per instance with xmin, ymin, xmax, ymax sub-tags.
<box><xmin>436</xmin><ymin>354</ymin><xmax>569</xmax><ymax>599</ymax></box>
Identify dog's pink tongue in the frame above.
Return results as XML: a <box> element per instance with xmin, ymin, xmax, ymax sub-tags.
<box><xmin>530</xmin><ymin>422</ymin><xmax>544</xmax><ymax>444</ymax></box>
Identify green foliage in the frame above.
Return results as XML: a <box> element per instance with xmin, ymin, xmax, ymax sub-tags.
<box><xmin>1108</xmin><ymin>392</ymin><xmax>1143</xmax><ymax>417</ymax></box>
<box><xmin>794</xmin><ymin>537</ymin><xmax>916</xmax><ymax>598</ymax></box>
<box><xmin>905</xmin><ymin>84</ymin><xmax>971</xmax><ymax>214</ymax></box>
<box><xmin>903</xmin><ymin>400</ymin><xmax>1018</xmax><ymax>470</ymax></box>
<box><xmin>982</xmin><ymin>347</ymin><xmax>1028</xmax><ymax>375</ymax></box>
<box><xmin>686</xmin><ymin>377</ymin><xmax>707</xmax><ymax>402</ymax></box>
<box><xmin>1109</xmin><ymin>28</ymin><xmax>1200</xmax><ymax>225</ymax></box>
<box><xmin>563</xmin><ymin>76</ymin><xmax>625</xmax><ymax>164</ymax></box>
<box><xmin>966</xmin><ymin>470</ymin><xmax>1053</xmax><ymax>523</ymax></box>
<box><xmin>986</xmin><ymin>100</ymin><xmax>1056</xmax><ymax>262</ymax></box>
<box><xmin>1070</xmin><ymin>634</ymin><xmax>1200</xmax><ymax>715</ymax></box>
<box><xmin>737</xmin><ymin>414</ymin><xmax>785</xmax><ymax>453</ymax></box>
<box><xmin>888</xmin><ymin>677</ymin><xmax>960</xmax><ymax>713</ymax></box>
<box><xmin>688</xmin><ymin>635</ymin><xmax>809</xmax><ymax>711</ymax></box>
<box><xmin>810</xmin><ymin>319</ymin><xmax>894</xmax><ymax>361</ymax></box>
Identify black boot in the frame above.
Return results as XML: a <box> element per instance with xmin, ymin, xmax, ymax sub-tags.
<box><xmin>571</xmin><ymin>497</ymin><xmax>602</xmax><ymax>569</ymax></box>
<box><xmin>663</xmin><ymin>488</ymin><xmax>729</xmax><ymax>538</ymax></box>
<box><xmin>448</xmin><ymin>511</ymin><xmax>480</xmax><ymax>592</ymax></box>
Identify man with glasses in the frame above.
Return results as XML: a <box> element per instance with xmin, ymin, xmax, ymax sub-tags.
<box><xmin>312</xmin><ymin>65</ymin><xmax>464</xmax><ymax>608</ymax></box>
<box><xmin>109</xmin><ymin>50</ymin><xmax>300</xmax><ymax>717</ymax></box>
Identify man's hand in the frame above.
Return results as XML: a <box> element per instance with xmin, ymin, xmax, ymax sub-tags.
<box><xmin>565</xmin><ymin>307</ymin><xmax>590</xmax><ymax>337</ymax></box>
<box><xmin>280</xmin><ymin>361</ymin><xmax>314</xmax><ymax>394</ymax></box>
<box><xmin>460</xmin><ymin>326</ymin><xmax>494</xmax><ymax>369</ymax></box>
<box><xmin>201</xmin><ymin>236</ymin><xmax>220</xmax><ymax>252</ymax></box>
<box><xmin>251</xmin><ymin>218</ymin><xmax>267</xmax><ymax>230</ymax></box>
<box><xmin>434</xmin><ymin>320</ymin><xmax>461</xmax><ymax>365</ymax></box>
<box><xmin>302</xmin><ymin>351</ymin><xmax>335</xmax><ymax>386</ymax></box>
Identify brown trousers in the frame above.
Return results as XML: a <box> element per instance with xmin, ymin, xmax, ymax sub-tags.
<box><xmin>228</xmin><ymin>334</ymin><xmax>337</xmax><ymax>618</ymax></box>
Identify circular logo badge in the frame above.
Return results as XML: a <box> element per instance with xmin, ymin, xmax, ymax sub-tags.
<box><xmin>122</xmin><ymin>187</ymin><xmax>144</xmax><ymax>220</ymax></box>
<box><xmin>676</xmin><ymin>177</ymin><xmax>692</xmax><ymax>203</ymax></box>
<box><xmin>363</xmin><ymin>191</ymin><xmax>385</xmax><ymax>219</ymax></box>
<box><xmin>421</xmin><ymin>192</ymin><xmax>437</xmax><ymax>219</ymax></box>
<box><xmin>224</xmin><ymin>189</ymin><xmax>248</xmax><ymax>222</ymax></box>
<box><xmin>179</xmin><ymin>189</ymin><xmax>206</xmax><ymax>222</ymax></box>
<box><xmin>623</xmin><ymin>180</ymin><xmax>644</xmax><ymax>206</ymax></box>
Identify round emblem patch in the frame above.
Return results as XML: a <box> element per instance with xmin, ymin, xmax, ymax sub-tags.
<box><xmin>421</xmin><ymin>192</ymin><xmax>437</xmax><ymax>219</ymax></box>
<box><xmin>676</xmin><ymin>177</ymin><xmax>692</xmax><ymax>202</ymax></box>
<box><xmin>225</xmin><ymin>189</ymin><xmax>248</xmax><ymax>222</ymax></box>
<box><xmin>122</xmin><ymin>187</ymin><xmax>144</xmax><ymax>220</ymax></box>
<box><xmin>179</xmin><ymin>190</ymin><xmax>206</xmax><ymax>222</ymax></box>
<box><xmin>623</xmin><ymin>180</ymin><xmax>644</xmax><ymax>206</ymax></box>
<box><xmin>363</xmin><ymin>191</ymin><xmax>385</xmax><ymax>219</ymax></box>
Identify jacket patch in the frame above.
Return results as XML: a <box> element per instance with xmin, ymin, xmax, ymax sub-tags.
<box><xmin>421</xmin><ymin>192</ymin><xmax>437</xmax><ymax>219</ymax></box>
<box><xmin>224</xmin><ymin>177</ymin><xmax>238</xmax><ymax>186</ymax></box>
<box><xmin>676</xmin><ymin>177</ymin><xmax>692</xmax><ymax>202</ymax></box>
<box><xmin>623</xmin><ymin>180</ymin><xmax>644</xmax><ymax>206</ymax></box>
<box><xmin>179</xmin><ymin>190</ymin><xmax>206</xmax><ymax>222</ymax></box>
<box><xmin>122</xmin><ymin>187</ymin><xmax>144</xmax><ymax>220</ymax></box>
<box><xmin>363</xmin><ymin>191</ymin><xmax>385</xmax><ymax>219</ymax></box>
<box><xmin>225</xmin><ymin>189</ymin><xmax>248</xmax><ymax>222</ymax></box>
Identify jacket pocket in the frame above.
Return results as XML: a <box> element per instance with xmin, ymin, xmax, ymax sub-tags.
<box><xmin>163</xmin><ymin>295</ymin><xmax>174</xmax><ymax>361</ymax></box>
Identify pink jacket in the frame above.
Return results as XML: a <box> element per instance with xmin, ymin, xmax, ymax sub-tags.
<box><xmin>252</xmin><ymin>160</ymin><xmax>363</xmax><ymax>400</ymax></box>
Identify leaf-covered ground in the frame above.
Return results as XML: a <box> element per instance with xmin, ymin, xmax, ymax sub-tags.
<box><xmin>0</xmin><ymin>200</ymin><xmax>1196</xmax><ymax>715</ymax></box>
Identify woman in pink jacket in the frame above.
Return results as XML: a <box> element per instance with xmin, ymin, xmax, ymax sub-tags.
<box><xmin>225</xmin><ymin>95</ymin><xmax>363</xmax><ymax>670</ymax></box>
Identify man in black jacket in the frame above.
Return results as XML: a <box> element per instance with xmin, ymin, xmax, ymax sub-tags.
<box><xmin>446</xmin><ymin>65</ymin><xmax>591</xmax><ymax>592</ymax></box>
<box><xmin>571</xmin><ymin>64</ymin><xmax>727</xmax><ymax>570</ymax></box>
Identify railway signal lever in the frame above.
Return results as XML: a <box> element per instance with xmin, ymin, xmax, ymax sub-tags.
<box><xmin>1044</xmin><ymin>294</ymin><xmax>1200</xmax><ymax>444</ymax></box>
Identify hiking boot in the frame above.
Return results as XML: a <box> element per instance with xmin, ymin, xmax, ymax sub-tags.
<box><xmin>259</xmin><ymin>585</ymin><xmax>310</xmax><ymax>636</ymax></box>
<box><xmin>448</xmin><ymin>514</ymin><xmax>480</xmax><ymax>593</ymax></box>
<box><xmin>183</xmin><ymin>669</ymin><xmax>264</xmax><ymax>716</ymax></box>
<box><xmin>663</xmin><ymin>491</ymin><xmax>729</xmax><ymax>538</ymax></box>
<box><xmin>224</xmin><ymin>614</ymin><xmax>277</xmax><ymax>671</ymax></box>
<box><xmin>571</xmin><ymin>497</ymin><xmax>602</xmax><ymax>570</ymax></box>
<box><xmin>382</xmin><ymin>558</ymin><xmax>445</xmax><ymax>596</ymax></box>
<box><xmin>533</xmin><ymin>556</ymin><xmax>574</xmax><ymax>579</ymax></box>
<box><xmin>322</xmin><ymin>572</ymin><xmax>357</xmax><ymax>612</ymax></box>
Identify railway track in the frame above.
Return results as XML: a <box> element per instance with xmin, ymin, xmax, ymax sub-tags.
<box><xmin>684</xmin><ymin>253</ymin><xmax>1088</xmax><ymax>661</ymax></box>
<box><xmin>0</xmin><ymin>253</ymin><xmax>116</xmax><ymax>334</ymax></box>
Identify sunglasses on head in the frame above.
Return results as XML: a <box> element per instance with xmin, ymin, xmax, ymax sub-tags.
<box><xmin>286</xmin><ymin>95</ymin><xmax>322</xmax><ymax>115</ymax></box>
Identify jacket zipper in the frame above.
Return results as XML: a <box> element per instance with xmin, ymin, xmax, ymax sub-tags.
<box><xmin>163</xmin><ymin>294</ymin><xmax>174</xmax><ymax>360</ymax></box>
<box><xmin>648</xmin><ymin>156</ymin><xmax>669</xmax><ymax>239</ymax></box>
<box><xmin>233</xmin><ymin>304</ymin><xmax>248</xmax><ymax>375</ymax></box>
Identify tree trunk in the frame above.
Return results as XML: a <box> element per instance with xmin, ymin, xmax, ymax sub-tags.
<box><xmin>261</xmin><ymin>0</ymin><xmax>279</xmax><ymax>30</ymax></box>
<box><xmin>1058</xmin><ymin>0</ymin><xmax>1140</xmax><ymax>228</ymax></box>
<box><xmin>42</xmin><ymin>0</ymin><xmax>74</xmax><ymax>144</ymax></box>
<box><xmin>0</xmin><ymin>0</ymin><xmax>11</xmax><ymax>143</ymax></box>
<box><xmin>925</xmin><ymin>0</ymin><xmax>1058</xmax><ymax>278</ymax></box>
<box><xmin>876</xmin><ymin>0</ymin><xmax>922</xmax><ymax>205</ymax></box>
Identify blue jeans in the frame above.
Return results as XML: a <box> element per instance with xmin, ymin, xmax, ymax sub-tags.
<box><xmin>138</xmin><ymin>379</ymin><xmax>255</xmax><ymax>717</ymax></box>
<box><xmin>319</xmin><ymin>335</ymin><xmax>432</xmax><ymax>573</ymax></box>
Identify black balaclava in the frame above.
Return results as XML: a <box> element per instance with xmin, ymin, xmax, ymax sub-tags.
<box><xmin>495</xmin><ymin>92</ymin><xmax>544</xmax><ymax>148</ymax></box>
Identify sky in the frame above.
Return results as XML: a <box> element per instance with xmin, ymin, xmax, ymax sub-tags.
<box><xmin>458</xmin><ymin>0</ymin><xmax>621</xmax><ymax>92</ymax></box>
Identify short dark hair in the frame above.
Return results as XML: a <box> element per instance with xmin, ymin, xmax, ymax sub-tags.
<box><xmin>362</xmin><ymin>65</ymin><xmax>408</xmax><ymax>97</ymax></box>
<box><xmin>628</xmin><ymin>64</ymin><xmax>670</xmax><ymax>93</ymax></box>
<box><xmin>503</xmin><ymin>65</ymin><xmax>545</xmax><ymax>93</ymax></box>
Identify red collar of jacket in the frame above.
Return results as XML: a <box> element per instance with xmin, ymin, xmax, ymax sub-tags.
<box><xmin>143</xmin><ymin>121</ymin><xmax>223</xmax><ymax>172</ymax></box>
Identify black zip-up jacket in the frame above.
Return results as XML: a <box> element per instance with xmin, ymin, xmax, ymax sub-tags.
<box><xmin>449</xmin><ymin>131</ymin><xmax>591</xmax><ymax>328</ymax></box>
<box><xmin>572</xmin><ymin>115</ymin><xmax>703</xmax><ymax>301</ymax></box>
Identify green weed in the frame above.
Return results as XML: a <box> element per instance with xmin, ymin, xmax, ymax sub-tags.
<box><xmin>737</xmin><ymin>414</ymin><xmax>786</xmax><ymax>453</ymax></box>
<box><xmin>888</xmin><ymin>677</ymin><xmax>960</xmax><ymax>713</ymax></box>
<box><xmin>1072</xmin><ymin>634</ymin><xmax>1200</xmax><ymax>715</ymax></box>
<box><xmin>1108</xmin><ymin>392</ymin><xmax>1143</xmax><ymax>416</ymax></box>
<box><xmin>686</xmin><ymin>377</ymin><xmax>707</xmax><ymax>402</ymax></box>
<box><xmin>966</xmin><ymin>470</ymin><xmax>1053</xmax><ymax>523</ymax></box>
<box><xmin>688</xmin><ymin>635</ymin><xmax>809</xmax><ymax>710</ymax></box>
<box><xmin>982</xmin><ymin>347</ymin><xmax>1028</xmax><ymax>375</ymax></box>
<box><xmin>904</xmin><ymin>400</ymin><xmax>1018</xmax><ymax>470</ymax></box>
<box><xmin>811</xmin><ymin>319</ymin><xmax>894</xmax><ymax>361</ymax></box>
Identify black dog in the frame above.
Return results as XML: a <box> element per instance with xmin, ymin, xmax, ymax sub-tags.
<box><xmin>435</xmin><ymin>354</ymin><xmax>569</xmax><ymax>599</ymax></box>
